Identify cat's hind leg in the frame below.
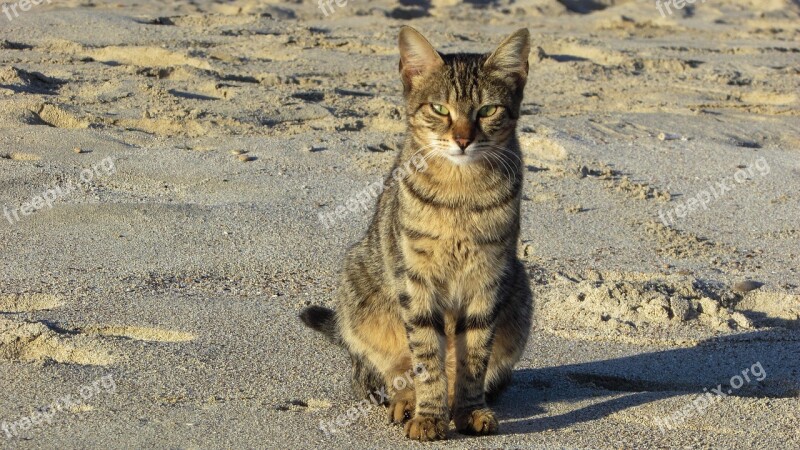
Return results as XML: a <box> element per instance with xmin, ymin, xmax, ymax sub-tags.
<box><xmin>349</xmin><ymin>352</ymin><xmax>384</xmax><ymax>400</ymax></box>
<box><xmin>485</xmin><ymin>260</ymin><xmax>532</xmax><ymax>402</ymax></box>
<box><xmin>339</xmin><ymin>300</ymin><xmax>417</xmax><ymax>423</ymax></box>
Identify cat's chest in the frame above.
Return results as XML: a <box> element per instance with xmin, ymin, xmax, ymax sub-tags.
<box><xmin>402</xmin><ymin>208</ymin><xmax>484</xmax><ymax>246</ymax></box>
<box><xmin>398</xmin><ymin>173</ymin><xmax>519</xmax><ymax>241</ymax></box>
<box><xmin>397</xmin><ymin>177</ymin><xmax>519</xmax><ymax>275</ymax></box>
<box><xmin>401</xmin><ymin>213</ymin><xmax>509</xmax><ymax>276</ymax></box>
<box><xmin>404</xmin><ymin>202</ymin><xmax>515</xmax><ymax>244</ymax></box>
<box><xmin>435</xmin><ymin>235</ymin><xmax>489</xmax><ymax>267</ymax></box>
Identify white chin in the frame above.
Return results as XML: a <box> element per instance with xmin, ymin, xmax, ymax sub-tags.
<box><xmin>444</xmin><ymin>153</ymin><xmax>478</xmax><ymax>166</ymax></box>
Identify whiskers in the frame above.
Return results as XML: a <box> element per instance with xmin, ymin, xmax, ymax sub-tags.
<box><xmin>407</xmin><ymin>140</ymin><xmax>451</xmax><ymax>164</ymax></box>
<box><xmin>473</xmin><ymin>142</ymin><xmax>524</xmax><ymax>185</ymax></box>
<box><xmin>403</xmin><ymin>139</ymin><xmax>523</xmax><ymax>187</ymax></box>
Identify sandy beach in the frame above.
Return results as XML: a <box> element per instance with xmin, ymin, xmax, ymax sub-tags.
<box><xmin>1</xmin><ymin>0</ymin><xmax>798</xmax><ymax>448</ymax></box>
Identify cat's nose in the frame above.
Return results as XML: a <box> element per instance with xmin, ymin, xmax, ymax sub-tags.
<box><xmin>454</xmin><ymin>137</ymin><xmax>472</xmax><ymax>150</ymax></box>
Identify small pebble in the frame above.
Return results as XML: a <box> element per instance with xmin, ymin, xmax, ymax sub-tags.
<box><xmin>657</xmin><ymin>132</ymin><xmax>681</xmax><ymax>141</ymax></box>
<box><xmin>733</xmin><ymin>280</ymin><xmax>763</xmax><ymax>293</ymax></box>
<box><xmin>231</xmin><ymin>150</ymin><xmax>247</xmax><ymax>156</ymax></box>
<box><xmin>238</xmin><ymin>155</ymin><xmax>256</xmax><ymax>162</ymax></box>
<box><xmin>566</xmin><ymin>204</ymin><xmax>584</xmax><ymax>214</ymax></box>
<box><xmin>522</xmin><ymin>244</ymin><xmax>534</xmax><ymax>257</ymax></box>
<box><xmin>73</xmin><ymin>147</ymin><xmax>84</xmax><ymax>154</ymax></box>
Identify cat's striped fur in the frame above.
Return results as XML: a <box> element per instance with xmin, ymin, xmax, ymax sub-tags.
<box><xmin>300</xmin><ymin>26</ymin><xmax>532</xmax><ymax>441</ymax></box>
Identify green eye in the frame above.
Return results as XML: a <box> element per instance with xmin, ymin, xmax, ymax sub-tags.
<box><xmin>478</xmin><ymin>105</ymin><xmax>498</xmax><ymax>118</ymax></box>
<box><xmin>431</xmin><ymin>104</ymin><xmax>449</xmax><ymax>116</ymax></box>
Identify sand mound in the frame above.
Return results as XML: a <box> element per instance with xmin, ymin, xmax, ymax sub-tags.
<box><xmin>520</xmin><ymin>135</ymin><xmax>569</xmax><ymax>161</ymax></box>
<box><xmin>535</xmin><ymin>270</ymin><xmax>798</xmax><ymax>345</ymax></box>
<box><xmin>735</xmin><ymin>291</ymin><xmax>800</xmax><ymax>329</ymax></box>
<box><xmin>36</xmin><ymin>104</ymin><xmax>91</xmax><ymax>129</ymax></box>
<box><xmin>642</xmin><ymin>221</ymin><xmax>726</xmax><ymax>259</ymax></box>
<box><xmin>87</xmin><ymin>46</ymin><xmax>213</xmax><ymax>70</ymax></box>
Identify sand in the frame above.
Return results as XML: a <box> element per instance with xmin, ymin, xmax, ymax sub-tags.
<box><xmin>1</xmin><ymin>0</ymin><xmax>798</xmax><ymax>448</ymax></box>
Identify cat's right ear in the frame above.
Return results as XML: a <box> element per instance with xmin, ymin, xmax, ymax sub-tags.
<box><xmin>398</xmin><ymin>27</ymin><xmax>444</xmax><ymax>90</ymax></box>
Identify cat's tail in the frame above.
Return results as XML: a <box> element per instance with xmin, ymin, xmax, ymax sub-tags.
<box><xmin>299</xmin><ymin>306</ymin><xmax>342</xmax><ymax>345</ymax></box>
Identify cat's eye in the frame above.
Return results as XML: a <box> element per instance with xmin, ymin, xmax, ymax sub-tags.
<box><xmin>431</xmin><ymin>104</ymin><xmax>450</xmax><ymax>116</ymax></box>
<box><xmin>477</xmin><ymin>105</ymin><xmax>498</xmax><ymax>118</ymax></box>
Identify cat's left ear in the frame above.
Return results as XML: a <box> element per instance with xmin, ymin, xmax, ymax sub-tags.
<box><xmin>484</xmin><ymin>28</ymin><xmax>530</xmax><ymax>83</ymax></box>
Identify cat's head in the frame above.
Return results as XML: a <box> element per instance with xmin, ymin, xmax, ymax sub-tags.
<box><xmin>398</xmin><ymin>27</ymin><xmax>530</xmax><ymax>166</ymax></box>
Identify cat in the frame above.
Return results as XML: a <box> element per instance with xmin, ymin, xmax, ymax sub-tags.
<box><xmin>300</xmin><ymin>26</ymin><xmax>533</xmax><ymax>441</ymax></box>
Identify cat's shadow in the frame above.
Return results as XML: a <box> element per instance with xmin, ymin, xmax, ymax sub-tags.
<box><xmin>490</xmin><ymin>327</ymin><xmax>799</xmax><ymax>436</ymax></box>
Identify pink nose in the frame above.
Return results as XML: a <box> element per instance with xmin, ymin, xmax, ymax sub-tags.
<box><xmin>454</xmin><ymin>137</ymin><xmax>472</xmax><ymax>150</ymax></box>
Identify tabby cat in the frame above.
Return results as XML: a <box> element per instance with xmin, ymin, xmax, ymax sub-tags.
<box><xmin>300</xmin><ymin>26</ymin><xmax>533</xmax><ymax>441</ymax></box>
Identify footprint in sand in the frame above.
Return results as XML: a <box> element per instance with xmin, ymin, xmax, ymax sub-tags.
<box><xmin>0</xmin><ymin>67</ymin><xmax>63</xmax><ymax>95</ymax></box>
<box><xmin>0</xmin><ymin>317</ymin><xmax>114</xmax><ymax>366</ymax></box>
<box><xmin>0</xmin><ymin>293</ymin><xmax>112</xmax><ymax>365</ymax></box>
<box><xmin>0</xmin><ymin>294</ymin><xmax>194</xmax><ymax>366</ymax></box>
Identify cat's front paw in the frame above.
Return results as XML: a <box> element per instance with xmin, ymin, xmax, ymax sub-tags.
<box><xmin>404</xmin><ymin>415</ymin><xmax>448</xmax><ymax>441</ymax></box>
<box><xmin>388</xmin><ymin>390</ymin><xmax>415</xmax><ymax>424</ymax></box>
<box><xmin>454</xmin><ymin>408</ymin><xmax>498</xmax><ymax>435</ymax></box>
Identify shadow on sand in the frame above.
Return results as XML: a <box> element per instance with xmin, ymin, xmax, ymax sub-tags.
<box><xmin>492</xmin><ymin>328</ymin><xmax>799</xmax><ymax>435</ymax></box>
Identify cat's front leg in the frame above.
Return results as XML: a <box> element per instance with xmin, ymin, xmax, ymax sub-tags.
<box><xmin>399</xmin><ymin>276</ymin><xmax>448</xmax><ymax>441</ymax></box>
<box><xmin>452</xmin><ymin>286</ymin><xmax>500</xmax><ymax>435</ymax></box>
